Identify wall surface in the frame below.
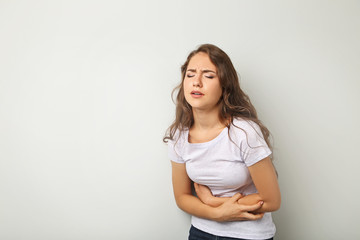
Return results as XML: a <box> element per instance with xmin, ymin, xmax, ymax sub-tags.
<box><xmin>0</xmin><ymin>1</ymin><xmax>359</xmax><ymax>239</ymax></box>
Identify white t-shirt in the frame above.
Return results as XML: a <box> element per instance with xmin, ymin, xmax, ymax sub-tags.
<box><xmin>168</xmin><ymin>118</ymin><xmax>275</xmax><ymax>239</ymax></box>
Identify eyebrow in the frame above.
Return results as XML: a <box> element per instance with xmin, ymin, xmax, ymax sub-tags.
<box><xmin>187</xmin><ymin>69</ymin><xmax>217</xmax><ymax>74</ymax></box>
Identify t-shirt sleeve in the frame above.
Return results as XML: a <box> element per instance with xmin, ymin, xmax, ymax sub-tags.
<box><xmin>167</xmin><ymin>138</ymin><xmax>185</xmax><ymax>164</ymax></box>
<box><xmin>239</xmin><ymin>121</ymin><xmax>272</xmax><ymax>167</ymax></box>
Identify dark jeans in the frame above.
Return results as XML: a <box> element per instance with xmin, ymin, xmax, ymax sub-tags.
<box><xmin>188</xmin><ymin>225</ymin><xmax>274</xmax><ymax>240</ymax></box>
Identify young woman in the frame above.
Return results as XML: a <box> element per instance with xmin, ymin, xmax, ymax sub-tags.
<box><xmin>164</xmin><ymin>44</ymin><xmax>281</xmax><ymax>240</ymax></box>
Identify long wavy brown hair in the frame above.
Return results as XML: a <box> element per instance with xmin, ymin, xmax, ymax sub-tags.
<box><xmin>163</xmin><ymin>44</ymin><xmax>272</xmax><ymax>154</ymax></box>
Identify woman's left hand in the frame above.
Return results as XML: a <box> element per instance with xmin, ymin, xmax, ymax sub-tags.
<box><xmin>194</xmin><ymin>182</ymin><xmax>214</xmax><ymax>205</ymax></box>
<box><xmin>194</xmin><ymin>183</ymin><xmax>245</xmax><ymax>208</ymax></box>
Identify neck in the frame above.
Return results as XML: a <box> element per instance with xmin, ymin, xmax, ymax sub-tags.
<box><xmin>192</xmin><ymin>105</ymin><xmax>226</xmax><ymax>130</ymax></box>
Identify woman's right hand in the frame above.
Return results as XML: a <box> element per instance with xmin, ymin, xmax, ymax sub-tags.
<box><xmin>213</xmin><ymin>193</ymin><xmax>264</xmax><ymax>222</ymax></box>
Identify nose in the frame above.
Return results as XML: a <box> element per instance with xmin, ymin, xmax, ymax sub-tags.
<box><xmin>193</xmin><ymin>74</ymin><xmax>202</xmax><ymax>88</ymax></box>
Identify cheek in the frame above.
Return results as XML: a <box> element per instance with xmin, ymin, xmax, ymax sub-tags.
<box><xmin>183</xmin><ymin>79</ymin><xmax>191</xmax><ymax>91</ymax></box>
<box><xmin>210</xmin><ymin>84</ymin><xmax>223</xmax><ymax>100</ymax></box>
<box><xmin>182</xmin><ymin>80</ymin><xmax>191</xmax><ymax>102</ymax></box>
<box><xmin>216</xmin><ymin>85</ymin><xmax>223</xmax><ymax>96</ymax></box>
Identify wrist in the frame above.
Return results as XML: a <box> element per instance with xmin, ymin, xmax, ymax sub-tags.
<box><xmin>210</xmin><ymin>206</ymin><xmax>222</xmax><ymax>221</ymax></box>
<box><xmin>204</xmin><ymin>195</ymin><xmax>215</xmax><ymax>205</ymax></box>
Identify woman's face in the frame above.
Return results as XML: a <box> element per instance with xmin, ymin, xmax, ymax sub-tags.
<box><xmin>183</xmin><ymin>52</ymin><xmax>222</xmax><ymax>112</ymax></box>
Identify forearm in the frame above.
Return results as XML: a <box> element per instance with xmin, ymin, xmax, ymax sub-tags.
<box><xmin>175</xmin><ymin>194</ymin><xmax>219</xmax><ymax>220</ymax></box>
<box><xmin>237</xmin><ymin>193</ymin><xmax>280</xmax><ymax>213</ymax></box>
<box><xmin>203</xmin><ymin>195</ymin><xmax>230</xmax><ymax>207</ymax></box>
<box><xmin>204</xmin><ymin>193</ymin><xmax>279</xmax><ymax>213</ymax></box>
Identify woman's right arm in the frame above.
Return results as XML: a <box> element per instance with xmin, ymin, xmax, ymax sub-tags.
<box><xmin>171</xmin><ymin>161</ymin><xmax>264</xmax><ymax>222</ymax></box>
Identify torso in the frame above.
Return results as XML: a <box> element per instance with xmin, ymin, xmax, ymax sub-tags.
<box><xmin>168</xmin><ymin>118</ymin><xmax>275</xmax><ymax>239</ymax></box>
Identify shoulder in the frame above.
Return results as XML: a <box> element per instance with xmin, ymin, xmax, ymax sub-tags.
<box><xmin>231</xmin><ymin>118</ymin><xmax>271</xmax><ymax>166</ymax></box>
<box><xmin>167</xmin><ymin>128</ymin><xmax>188</xmax><ymax>163</ymax></box>
<box><xmin>229</xmin><ymin>118</ymin><xmax>268</xmax><ymax>150</ymax></box>
<box><xmin>167</xmin><ymin>128</ymin><xmax>188</xmax><ymax>153</ymax></box>
<box><xmin>230</xmin><ymin>118</ymin><xmax>262</xmax><ymax>137</ymax></box>
<box><xmin>168</xmin><ymin>128</ymin><xmax>188</xmax><ymax>145</ymax></box>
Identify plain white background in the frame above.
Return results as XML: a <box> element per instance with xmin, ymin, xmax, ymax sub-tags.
<box><xmin>0</xmin><ymin>0</ymin><xmax>359</xmax><ymax>239</ymax></box>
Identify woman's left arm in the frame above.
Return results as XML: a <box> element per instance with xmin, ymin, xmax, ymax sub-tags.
<box><xmin>238</xmin><ymin>156</ymin><xmax>281</xmax><ymax>213</ymax></box>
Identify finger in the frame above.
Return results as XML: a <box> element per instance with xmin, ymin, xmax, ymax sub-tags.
<box><xmin>241</xmin><ymin>212</ymin><xmax>264</xmax><ymax>221</ymax></box>
<box><xmin>230</xmin><ymin>193</ymin><xmax>242</xmax><ymax>202</ymax></box>
<box><xmin>239</xmin><ymin>201</ymin><xmax>264</xmax><ymax>212</ymax></box>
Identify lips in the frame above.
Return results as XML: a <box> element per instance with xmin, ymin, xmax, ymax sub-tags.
<box><xmin>191</xmin><ymin>91</ymin><xmax>204</xmax><ymax>98</ymax></box>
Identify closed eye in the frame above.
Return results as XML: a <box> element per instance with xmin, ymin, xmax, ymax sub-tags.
<box><xmin>187</xmin><ymin>74</ymin><xmax>195</xmax><ymax>78</ymax></box>
<box><xmin>205</xmin><ymin>76</ymin><xmax>214</xmax><ymax>79</ymax></box>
